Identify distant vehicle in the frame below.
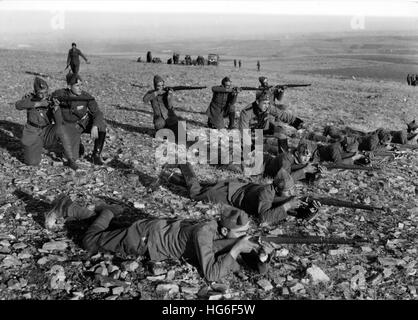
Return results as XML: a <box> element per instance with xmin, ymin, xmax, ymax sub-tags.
<box><xmin>208</xmin><ymin>54</ymin><xmax>219</xmax><ymax>66</ymax></box>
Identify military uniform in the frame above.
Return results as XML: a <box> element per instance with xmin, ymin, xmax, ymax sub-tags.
<box><xmin>66</xmin><ymin>47</ymin><xmax>88</xmax><ymax>75</ymax></box>
<box><xmin>143</xmin><ymin>78</ymin><xmax>179</xmax><ymax>132</ymax></box>
<box><xmin>239</xmin><ymin>101</ymin><xmax>302</xmax><ymax>154</ymax></box>
<box><xmin>177</xmin><ymin>163</ymin><xmax>289</xmax><ymax>225</ymax></box>
<box><xmin>206</xmin><ymin>85</ymin><xmax>238</xmax><ymax>129</ymax></box>
<box><xmin>46</xmin><ymin>196</ymin><xmax>257</xmax><ymax>282</ymax></box>
<box><xmin>15</xmin><ymin>78</ymin><xmax>65</xmax><ymax>165</ymax></box>
<box><xmin>51</xmin><ymin>85</ymin><xmax>106</xmax><ymax>163</ymax></box>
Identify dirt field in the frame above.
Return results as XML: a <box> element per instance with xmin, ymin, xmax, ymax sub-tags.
<box><xmin>0</xmin><ymin>38</ymin><xmax>417</xmax><ymax>300</ymax></box>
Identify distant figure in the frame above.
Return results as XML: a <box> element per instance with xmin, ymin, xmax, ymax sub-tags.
<box><xmin>66</xmin><ymin>43</ymin><xmax>89</xmax><ymax>75</ymax></box>
<box><xmin>407</xmin><ymin>74</ymin><xmax>411</xmax><ymax>86</ymax></box>
<box><xmin>137</xmin><ymin>57</ymin><xmax>142</xmax><ymax>62</ymax></box>
<box><xmin>412</xmin><ymin>74</ymin><xmax>417</xmax><ymax>86</ymax></box>
<box><xmin>234</xmin><ymin>59</ymin><xmax>237</xmax><ymax>68</ymax></box>
<box><xmin>238</xmin><ymin>60</ymin><xmax>242</xmax><ymax>68</ymax></box>
<box><xmin>173</xmin><ymin>53</ymin><xmax>180</xmax><ymax>64</ymax></box>
<box><xmin>167</xmin><ymin>58</ymin><xmax>173</xmax><ymax>65</ymax></box>
<box><xmin>257</xmin><ymin>60</ymin><xmax>260</xmax><ymax>71</ymax></box>
<box><xmin>147</xmin><ymin>51</ymin><xmax>152</xmax><ymax>63</ymax></box>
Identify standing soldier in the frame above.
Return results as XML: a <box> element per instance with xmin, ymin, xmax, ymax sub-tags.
<box><xmin>15</xmin><ymin>77</ymin><xmax>73</xmax><ymax>167</ymax></box>
<box><xmin>51</xmin><ymin>73</ymin><xmax>107</xmax><ymax>167</ymax></box>
<box><xmin>234</xmin><ymin>59</ymin><xmax>237</xmax><ymax>68</ymax></box>
<box><xmin>238</xmin><ymin>60</ymin><xmax>242</xmax><ymax>68</ymax></box>
<box><xmin>407</xmin><ymin>74</ymin><xmax>412</xmax><ymax>86</ymax></box>
<box><xmin>206</xmin><ymin>77</ymin><xmax>241</xmax><ymax>129</ymax></box>
<box><xmin>143</xmin><ymin>75</ymin><xmax>179</xmax><ymax>133</ymax></box>
<box><xmin>257</xmin><ymin>60</ymin><xmax>260</xmax><ymax>71</ymax></box>
<box><xmin>147</xmin><ymin>51</ymin><xmax>152</xmax><ymax>63</ymax></box>
<box><xmin>66</xmin><ymin>43</ymin><xmax>89</xmax><ymax>75</ymax></box>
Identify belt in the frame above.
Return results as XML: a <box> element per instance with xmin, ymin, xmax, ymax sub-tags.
<box><xmin>27</xmin><ymin>121</ymin><xmax>49</xmax><ymax>129</ymax></box>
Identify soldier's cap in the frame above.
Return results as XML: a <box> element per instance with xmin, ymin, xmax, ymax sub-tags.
<box><xmin>258</xmin><ymin>76</ymin><xmax>268</xmax><ymax>84</ymax></box>
<box><xmin>66</xmin><ymin>73</ymin><xmax>82</xmax><ymax>85</ymax></box>
<box><xmin>33</xmin><ymin>77</ymin><xmax>48</xmax><ymax>92</ymax></box>
<box><xmin>375</xmin><ymin>128</ymin><xmax>391</xmax><ymax>142</ymax></box>
<box><xmin>257</xmin><ymin>92</ymin><xmax>270</xmax><ymax>102</ymax></box>
<box><xmin>153</xmin><ymin>75</ymin><xmax>164</xmax><ymax>87</ymax></box>
<box><xmin>219</xmin><ymin>205</ymin><xmax>249</xmax><ymax>230</ymax></box>
<box><xmin>273</xmin><ymin>168</ymin><xmax>295</xmax><ymax>192</ymax></box>
<box><xmin>72</xmin><ymin>42</ymin><xmax>76</xmax><ymax>46</ymax></box>
<box><xmin>221</xmin><ymin>76</ymin><xmax>231</xmax><ymax>85</ymax></box>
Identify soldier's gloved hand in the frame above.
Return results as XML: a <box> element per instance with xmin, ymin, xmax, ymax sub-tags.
<box><xmin>233</xmin><ymin>87</ymin><xmax>242</xmax><ymax>93</ymax></box>
<box><xmin>166</xmin><ymin>88</ymin><xmax>174</xmax><ymax>95</ymax></box>
<box><xmin>91</xmin><ymin>125</ymin><xmax>99</xmax><ymax>140</ymax></box>
<box><xmin>230</xmin><ymin>236</ymin><xmax>260</xmax><ymax>259</ymax></box>
<box><xmin>283</xmin><ymin>198</ymin><xmax>303</xmax><ymax>211</ymax></box>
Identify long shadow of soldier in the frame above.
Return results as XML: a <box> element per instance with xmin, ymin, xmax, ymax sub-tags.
<box><xmin>112</xmin><ymin>106</ymin><xmax>207</xmax><ymax>128</ymax></box>
<box><xmin>0</xmin><ymin>120</ymin><xmax>25</xmax><ymax>162</ymax></box>
<box><xmin>106</xmin><ymin>118</ymin><xmax>155</xmax><ymax>137</ymax></box>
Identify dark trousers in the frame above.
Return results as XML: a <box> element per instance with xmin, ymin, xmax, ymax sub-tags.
<box><xmin>61</xmin><ymin>117</ymin><xmax>106</xmax><ymax>160</ymax></box>
<box><xmin>82</xmin><ymin>210</ymin><xmax>149</xmax><ymax>258</ymax></box>
<box><xmin>70</xmin><ymin>62</ymin><xmax>80</xmax><ymax>75</ymax></box>
<box><xmin>21</xmin><ymin>124</ymin><xmax>61</xmax><ymax>165</ymax></box>
<box><xmin>178</xmin><ymin>163</ymin><xmax>229</xmax><ymax>204</ymax></box>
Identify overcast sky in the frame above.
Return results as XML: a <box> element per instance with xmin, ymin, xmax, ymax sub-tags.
<box><xmin>0</xmin><ymin>1</ymin><xmax>417</xmax><ymax>49</ymax></box>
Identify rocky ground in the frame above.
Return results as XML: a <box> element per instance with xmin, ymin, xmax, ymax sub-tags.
<box><xmin>0</xmin><ymin>48</ymin><xmax>417</xmax><ymax>300</ymax></box>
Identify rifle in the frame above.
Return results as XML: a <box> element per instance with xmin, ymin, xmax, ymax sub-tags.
<box><xmin>291</xmin><ymin>162</ymin><xmax>378</xmax><ymax>172</ymax></box>
<box><xmin>306</xmin><ymin>196</ymin><xmax>385</xmax><ymax>211</ymax></box>
<box><xmin>213</xmin><ymin>235</ymin><xmax>367</xmax><ymax>255</ymax></box>
<box><xmin>165</xmin><ymin>85</ymin><xmax>207</xmax><ymax>91</ymax></box>
<box><xmin>47</xmin><ymin>94</ymin><xmax>95</xmax><ymax>103</ymax></box>
<box><xmin>239</xmin><ymin>84</ymin><xmax>311</xmax><ymax>91</ymax></box>
<box><xmin>25</xmin><ymin>71</ymin><xmax>52</xmax><ymax>78</ymax></box>
<box><xmin>130</xmin><ymin>83</ymin><xmax>147</xmax><ymax>88</ymax></box>
<box><xmin>391</xmin><ymin>143</ymin><xmax>418</xmax><ymax>150</ymax></box>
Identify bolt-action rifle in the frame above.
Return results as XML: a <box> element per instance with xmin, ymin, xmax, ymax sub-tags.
<box><xmin>239</xmin><ymin>84</ymin><xmax>311</xmax><ymax>91</ymax></box>
<box><xmin>291</xmin><ymin>162</ymin><xmax>378</xmax><ymax>172</ymax></box>
<box><xmin>302</xmin><ymin>196</ymin><xmax>385</xmax><ymax>211</ymax></box>
<box><xmin>213</xmin><ymin>234</ymin><xmax>367</xmax><ymax>255</ymax></box>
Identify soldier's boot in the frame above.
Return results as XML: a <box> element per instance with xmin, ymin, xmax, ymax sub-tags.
<box><xmin>59</xmin><ymin>131</ymin><xmax>79</xmax><ymax>171</ymax></box>
<box><xmin>277</xmin><ymin>138</ymin><xmax>289</xmax><ymax>154</ymax></box>
<box><xmin>92</xmin><ymin>131</ymin><xmax>106</xmax><ymax>165</ymax></box>
<box><xmin>228</xmin><ymin>112</ymin><xmax>236</xmax><ymax>130</ymax></box>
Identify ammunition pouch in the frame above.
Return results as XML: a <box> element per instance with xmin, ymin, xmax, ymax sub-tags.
<box><xmin>76</xmin><ymin>112</ymin><xmax>91</xmax><ymax>131</ymax></box>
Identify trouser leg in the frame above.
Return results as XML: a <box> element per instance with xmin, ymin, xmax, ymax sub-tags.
<box><xmin>21</xmin><ymin>125</ymin><xmax>43</xmax><ymax>165</ymax></box>
<box><xmin>178</xmin><ymin>162</ymin><xmax>203</xmax><ymax>199</ymax></box>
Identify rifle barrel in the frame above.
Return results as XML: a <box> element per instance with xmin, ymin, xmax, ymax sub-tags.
<box><xmin>310</xmin><ymin>196</ymin><xmax>384</xmax><ymax>211</ymax></box>
<box><xmin>259</xmin><ymin>235</ymin><xmax>364</xmax><ymax>245</ymax></box>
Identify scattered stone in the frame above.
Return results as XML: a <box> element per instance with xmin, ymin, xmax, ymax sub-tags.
<box><xmin>307</xmin><ymin>265</ymin><xmax>330</xmax><ymax>283</ymax></box>
<box><xmin>156</xmin><ymin>283</ymin><xmax>179</xmax><ymax>295</ymax></box>
<box><xmin>42</xmin><ymin>241</ymin><xmax>68</xmax><ymax>252</ymax></box>
<box><xmin>133</xmin><ymin>202</ymin><xmax>145</xmax><ymax>209</ymax></box>
<box><xmin>275</xmin><ymin>248</ymin><xmax>289</xmax><ymax>258</ymax></box>
<box><xmin>95</xmin><ymin>266</ymin><xmax>109</xmax><ymax>277</ymax></box>
<box><xmin>152</xmin><ymin>266</ymin><xmax>167</xmax><ymax>276</ymax></box>
<box><xmin>181</xmin><ymin>286</ymin><xmax>199</xmax><ymax>295</ymax></box>
<box><xmin>147</xmin><ymin>275</ymin><xmax>166</xmax><ymax>281</ymax></box>
<box><xmin>257</xmin><ymin>279</ymin><xmax>273</xmax><ymax>291</ymax></box>
<box><xmin>282</xmin><ymin>287</ymin><xmax>289</xmax><ymax>295</ymax></box>
<box><xmin>378</xmin><ymin>257</ymin><xmax>400</xmax><ymax>266</ymax></box>
<box><xmin>12</xmin><ymin>243</ymin><xmax>27</xmax><ymax>250</ymax></box>
<box><xmin>112</xmin><ymin>286</ymin><xmax>125</xmax><ymax>295</ymax></box>
<box><xmin>105</xmin><ymin>295</ymin><xmax>119</xmax><ymax>300</ymax></box>
<box><xmin>361</xmin><ymin>246</ymin><xmax>373</xmax><ymax>253</ymax></box>
<box><xmin>37</xmin><ymin>257</ymin><xmax>49</xmax><ymax>265</ymax></box>
<box><xmin>122</xmin><ymin>261</ymin><xmax>139</xmax><ymax>272</ymax></box>
<box><xmin>92</xmin><ymin>287</ymin><xmax>109</xmax><ymax>294</ymax></box>
<box><xmin>383</xmin><ymin>268</ymin><xmax>393</xmax><ymax>278</ymax></box>
<box><xmin>329</xmin><ymin>249</ymin><xmax>346</xmax><ymax>256</ymax></box>
<box><xmin>290</xmin><ymin>283</ymin><xmax>304</xmax><ymax>293</ymax></box>
<box><xmin>166</xmin><ymin>270</ymin><xmax>175</xmax><ymax>281</ymax></box>
<box><xmin>7</xmin><ymin>279</ymin><xmax>21</xmax><ymax>290</ymax></box>
<box><xmin>328</xmin><ymin>187</ymin><xmax>338</xmax><ymax>194</ymax></box>
<box><xmin>2</xmin><ymin>255</ymin><xmax>21</xmax><ymax>268</ymax></box>
<box><xmin>18</xmin><ymin>252</ymin><xmax>32</xmax><ymax>259</ymax></box>
<box><xmin>48</xmin><ymin>265</ymin><xmax>66</xmax><ymax>290</ymax></box>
